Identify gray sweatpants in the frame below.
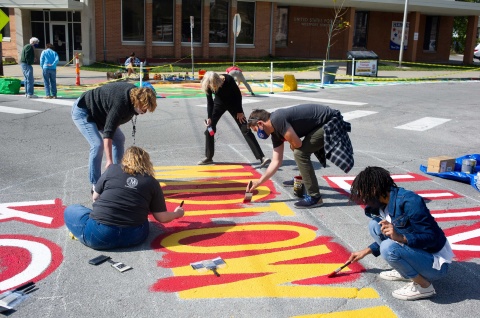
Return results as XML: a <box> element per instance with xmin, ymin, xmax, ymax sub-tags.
<box><xmin>228</xmin><ymin>70</ymin><xmax>253</xmax><ymax>93</ymax></box>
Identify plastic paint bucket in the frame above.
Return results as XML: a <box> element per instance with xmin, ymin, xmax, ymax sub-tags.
<box><xmin>461</xmin><ymin>159</ymin><xmax>476</xmax><ymax>174</ymax></box>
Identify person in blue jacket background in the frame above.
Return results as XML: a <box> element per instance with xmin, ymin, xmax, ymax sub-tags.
<box><xmin>348</xmin><ymin>166</ymin><xmax>454</xmax><ymax>301</ymax></box>
<box><xmin>40</xmin><ymin>43</ymin><xmax>59</xmax><ymax>99</ymax></box>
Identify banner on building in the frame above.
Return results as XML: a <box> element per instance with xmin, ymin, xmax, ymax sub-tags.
<box><xmin>390</xmin><ymin>21</ymin><xmax>409</xmax><ymax>50</ymax></box>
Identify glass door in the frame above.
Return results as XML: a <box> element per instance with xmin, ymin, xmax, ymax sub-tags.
<box><xmin>50</xmin><ymin>23</ymin><xmax>69</xmax><ymax>63</ymax></box>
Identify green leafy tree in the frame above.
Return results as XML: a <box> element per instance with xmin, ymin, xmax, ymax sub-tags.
<box><xmin>452</xmin><ymin>0</ymin><xmax>480</xmax><ymax>53</ymax></box>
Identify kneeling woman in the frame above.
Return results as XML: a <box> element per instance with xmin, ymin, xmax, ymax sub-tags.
<box><xmin>64</xmin><ymin>146</ymin><xmax>184</xmax><ymax>250</ymax></box>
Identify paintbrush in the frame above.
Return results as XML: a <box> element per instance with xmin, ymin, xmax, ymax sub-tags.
<box><xmin>327</xmin><ymin>260</ymin><xmax>352</xmax><ymax>278</ymax></box>
<box><xmin>243</xmin><ymin>181</ymin><xmax>253</xmax><ymax>203</ymax></box>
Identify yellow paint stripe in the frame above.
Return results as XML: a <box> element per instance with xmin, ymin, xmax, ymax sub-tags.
<box><xmin>183</xmin><ymin>202</ymin><xmax>295</xmax><ymax>217</ymax></box>
<box><xmin>291</xmin><ymin>306</ymin><xmax>397</xmax><ymax>318</ymax></box>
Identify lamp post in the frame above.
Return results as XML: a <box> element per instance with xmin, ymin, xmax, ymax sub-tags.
<box><xmin>398</xmin><ymin>0</ymin><xmax>409</xmax><ymax>68</ymax></box>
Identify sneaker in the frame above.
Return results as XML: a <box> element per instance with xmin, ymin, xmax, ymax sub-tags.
<box><xmin>294</xmin><ymin>195</ymin><xmax>323</xmax><ymax>209</ymax></box>
<box><xmin>282</xmin><ymin>179</ymin><xmax>294</xmax><ymax>187</ymax></box>
<box><xmin>197</xmin><ymin>158</ymin><xmax>214</xmax><ymax>165</ymax></box>
<box><xmin>43</xmin><ymin>96</ymin><xmax>51</xmax><ymax>99</ymax></box>
<box><xmin>379</xmin><ymin>269</ymin><xmax>410</xmax><ymax>281</ymax></box>
<box><xmin>52</xmin><ymin>96</ymin><xmax>57</xmax><ymax>99</ymax></box>
<box><xmin>392</xmin><ymin>282</ymin><xmax>436</xmax><ymax>301</ymax></box>
<box><xmin>26</xmin><ymin>94</ymin><xmax>38</xmax><ymax>99</ymax></box>
<box><xmin>251</xmin><ymin>92</ymin><xmax>255</xmax><ymax>96</ymax></box>
<box><xmin>259</xmin><ymin>157</ymin><xmax>271</xmax><ymax>168</ymax></box>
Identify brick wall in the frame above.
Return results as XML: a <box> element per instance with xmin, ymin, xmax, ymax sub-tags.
<box><xmin>2</xmin><ymin>8</ymin><xmax>18</xmax><ymax>61</ymax></box>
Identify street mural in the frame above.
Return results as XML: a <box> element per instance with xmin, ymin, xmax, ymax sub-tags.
<box><xmin>1</xmin><ymin>164</ymin><xmax>480</xmax><ymax>316</ymax></box>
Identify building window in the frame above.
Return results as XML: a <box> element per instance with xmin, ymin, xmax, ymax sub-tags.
<box><xmin>275</xmin><ymin>7</ymin><xmax>288</xmax><ymax>47</ymax></box>
<box><xmin>122</xmin><ymin>0</ymin><xmax>145</xmax><ymax>42</ymax></box>
<box><xmin>1</xmin><ymin>8</ymin><xmax>11</xmax><ymax>40</ymax></box>
<box><xmin>153</xmin><ymin>0</ymin><xmax>174</xmax><ymax>42</ymax></box>
<box><xmin>237</xmin><ymin>1</ymin><xmax>255</xmax><ymax>45</ymax></box>
<box><xmin>181</xmin><ymin>0</ymin><xmax>202</xmax><ymax>43</ymax></box>
<box><xmin>353</xmin><ymin>11</ymin><xmax>368</xmax><ymax>48</ymax></box>
<box><xmin>423</xmin><ymin>16</ymin><xmax>439</xmax><ymax>52</ymax></box>
<box><xmin>209</xmin><ymin>0</ymin><xmax>229</xmax><ymax>44</ymax></box>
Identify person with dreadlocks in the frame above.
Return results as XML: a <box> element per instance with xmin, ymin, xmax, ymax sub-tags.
<box><xmin>72</xmin><ymin>82</ymin><xmax>157</xmax><ymax>194</ymax></box>
<box><xmin>64</xmin><ymin>146</ymin><xmax>184</xmax><ymax>250</ymax></box>
<box><xmin>348</xmin><ymin>166</ymin><xmax>453</xmax><ymax>301</ymax></box>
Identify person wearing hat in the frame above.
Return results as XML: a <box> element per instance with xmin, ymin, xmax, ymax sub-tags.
<box><xmin>20</xmin><ymin>37</ymin><xmax>40</xmax><ymax>98</ymax></box>
<box><xmin>226</xmin><ymin>65</ymin><xmax>255</xmax><ymax>96</ymax></box>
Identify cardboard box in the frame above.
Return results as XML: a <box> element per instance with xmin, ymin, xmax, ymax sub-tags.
<box><xmin>427</xmin><ymin>156</ymin><xmax>455</xmax><ymax>173</ymax></box>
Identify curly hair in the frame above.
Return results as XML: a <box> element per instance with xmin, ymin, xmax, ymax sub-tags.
<box><xmin>130</xmin><ymin>87</ymin><xmax>157</xmax><ymax>113</ymax></box>
<box><xmin>247</xmin><ymin>109</ymin><xmax>271</xmax><ymax>128</ymax></box>
<box><xmin>121</xmin><ymin>146</ymin><xmax>155</xmax><ymax>177</ymax></box>
<box><xmin>349</xmin><ymin>166</ymin><xmax>397</xmax><ymax>204</ymax></box>
<box><xmin>201</xmin><ymin>71</ymin><xmax>224</xmax><ymax>93</ymax></box>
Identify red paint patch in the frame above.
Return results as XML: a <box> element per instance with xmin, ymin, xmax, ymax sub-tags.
<box><xmin>3</xmin><ymin>198</ymin><xmax>65</xmax><ymax>228</ymax></box>
<box><xmin>151</xmin><ymin>273</ymin><xmax>267</xmax><ymax>293</ymax></box>
<box><xmin>0</xmin><ymin>235</ymin><xmax>63</xmax><ymax>292</ymax></box>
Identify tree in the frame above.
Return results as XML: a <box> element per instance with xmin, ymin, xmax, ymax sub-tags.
<box><xmin>325</xmin><ymin>0</ymin><xmax>350</xmax><ymax>60</ymax></box>
<box><xmin>452</xmin><ymin>0</ymin><xmax>480</xmax><ymax>53</ymax></box>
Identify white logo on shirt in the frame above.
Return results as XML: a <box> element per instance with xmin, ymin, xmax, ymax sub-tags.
<box><xmin>125</xmin><ymin>177</ymin><xmax>138</xmax><ymax>189</ymax></box>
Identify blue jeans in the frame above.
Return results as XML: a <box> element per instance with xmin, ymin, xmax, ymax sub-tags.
<box><xmin>43</xmin><ymin>68</ymin><xmax>57</xmax><ymax>96</ymax></box>
<box><xmin>21</xmin><ymin>63</ymin><xmax>34</xmax><ymax>96</ymax></box>
<box><xmin>369</xmin><ymin>218</ymin><xmax>449</xmax><ymax>282</ymax></box>
<box><xmin>71</xmin><ymin>98</ymin><xmax>125</xmax><ymax>185</ymax></box>
<box><xmin>64</xmin><ymin>204</ymin><xmax>149</xmax><ymax>250</ymax></box>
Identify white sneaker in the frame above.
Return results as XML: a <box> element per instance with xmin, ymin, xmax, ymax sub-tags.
<box><xmin>392</xmin><ymin>282</ymin><xmax>436</xmax><ymax>301</ymax></box>
<box><xmin>26</xmin><ymin>94</ymin><xmax>38</xmax><ymax>99</ymax></box>
<box><xmin>379</xmin><ymin>269</ymin><xmax>410</xmax><ymax>281</ymax></box>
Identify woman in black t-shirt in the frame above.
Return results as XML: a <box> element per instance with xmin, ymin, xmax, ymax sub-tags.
<box><xmin>64</xmin><ymin>146</ymin><xmax>184</xmax><ymax>250</ymax></box>
<box><xmin>197</xmin><ymin>71</ymin><xmax>270</xmax><ymax>167</ymax></box>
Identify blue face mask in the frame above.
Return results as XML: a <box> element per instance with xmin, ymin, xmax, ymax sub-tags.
<box><xmin>257</xmin><ymin>128</ymin><xmax>269</xmax><ymax>139</ymax></box>
<box><xmin>33</xmin><ymin>44</ymin><xmax>39</xmax><ymax>48</ymax></box>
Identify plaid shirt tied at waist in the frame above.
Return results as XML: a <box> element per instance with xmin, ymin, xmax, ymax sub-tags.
<box><xmin>322</xmin><ymin>112</ymin><xmax>354</xmax><ymax>173</ymax></box>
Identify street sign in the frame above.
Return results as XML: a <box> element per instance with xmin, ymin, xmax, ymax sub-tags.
<box><xmin>0</xmin><ymin>9</ymin><xmax>9</xmax><ymax>41</ymax></box>
<box><xmin>233</xmin><ymin>14</ymin><xmax>241</xmax><ymax>37</ymax></box>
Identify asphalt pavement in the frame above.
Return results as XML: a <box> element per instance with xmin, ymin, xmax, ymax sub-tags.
<box><xmin>0</xmin><ymin>59</ymin><xmax>480</xmax><ymax>317</ymax></box>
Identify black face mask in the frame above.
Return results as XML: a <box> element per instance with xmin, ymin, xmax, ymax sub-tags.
<box><xmin>364</xmin><ymin>198</ymin><xmax>386</xmax><ymax>219</ymax></box>
<box><xmin>366</xmin><ymin>198</ymin><xmax>384</xmax><ymax>210</ymax></box>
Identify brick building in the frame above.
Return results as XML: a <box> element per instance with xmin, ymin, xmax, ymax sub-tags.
<box><xmin>0</xmin><ymin>0</ymin><xmax>479</xmax><ymax>66</ymax></box>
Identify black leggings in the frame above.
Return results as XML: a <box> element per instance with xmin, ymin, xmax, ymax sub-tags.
<box><xmin>205</xmin><ymin>106</ymin><xmax>264</xmax><ymax>160</ymax></box>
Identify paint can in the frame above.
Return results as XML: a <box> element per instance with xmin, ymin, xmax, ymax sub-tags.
<box><xmin>461</xmin><ymin>159</ymin><xmax>476</xmax><ymax>174</ymax></box>
<box><xmin>293</xmin><ymin>176</ymin><xmax>304</xmax><ymax>198</ymax></box>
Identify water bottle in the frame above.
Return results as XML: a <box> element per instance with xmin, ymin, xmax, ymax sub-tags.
<box><xmin>205</xmin><ymin>120</ymin><xmax>214</xmax><ymax>136</ymax></box>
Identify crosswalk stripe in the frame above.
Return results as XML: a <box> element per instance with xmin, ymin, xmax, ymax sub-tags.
<box><xmin>342</xmin><ymin>110</ymin><xmax>377</xmax><ymax>121</ymax></box>
<box><xmin>264</xmin><ymin>93</ymin><xmax>367</xmax><ymax>106</ymax></box>
<box><xmin>195</xmin><ymin>98</ymin><xmax>262</xmax><ymax>107</ymax></box>
<box><xmin>0</xmin><ymin>105</ymin><xmax>41</xmax><ymax>114</ymax></box>
<box><xmin>395</xmin><ymin>117</ymin><xmax>451</xmax><ymax>131</ymax></box>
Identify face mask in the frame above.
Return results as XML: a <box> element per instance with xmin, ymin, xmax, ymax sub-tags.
<box><xmin>366</xmin><ymin>198</ymin><xmax>384</xmax><ymax>210</ymax></box>
<box><xmin>257</xmin><ymin>128</ymin><xmax>269</xmax><ymax>139</ymax></box>
<box><xmin>33</xmin><ymin>44</ymin><xmax>39</xmax><ymax>48</ymax></box>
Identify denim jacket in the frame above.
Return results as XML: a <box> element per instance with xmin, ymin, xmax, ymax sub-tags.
<box><xmin>366</xmin><ymin>186</ymin><xmax>447</xmax><ymax>257</ymax></box>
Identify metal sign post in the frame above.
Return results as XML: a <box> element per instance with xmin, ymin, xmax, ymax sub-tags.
<box><xmin>190</xmin><ymin>16</ymin><xmax>194</xmax><ymax>78</ymax></box>
<box><xmin>232</xmin><ymin>14</ymin><xmax>241</xmax><ymax>65</ymax></box>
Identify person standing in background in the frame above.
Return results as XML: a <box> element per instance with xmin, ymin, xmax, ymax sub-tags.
<box><xmin>226</xmin><ymin>65</ymin><xmax>255</xmax><ymax>96</ymax></box>
<box><xmin>40</xmin><ymin>43</ymin><xmax>59</xmax><ymax>99</ymax></box>
<box><xmin>20</xmin><ymin>37</ymin><xmax>40</xmax><ymax>98</ymax></box>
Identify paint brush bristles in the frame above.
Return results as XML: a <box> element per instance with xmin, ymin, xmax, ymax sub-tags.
<box><xmin>243</xmin><ymin>181</ymin><xmax>253</xmax><ymax>203</ymax></box>
<box><xmin>327</xmin><ymin>260</ymin><xmax>352</xmax><ymax>278</ymax></box>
